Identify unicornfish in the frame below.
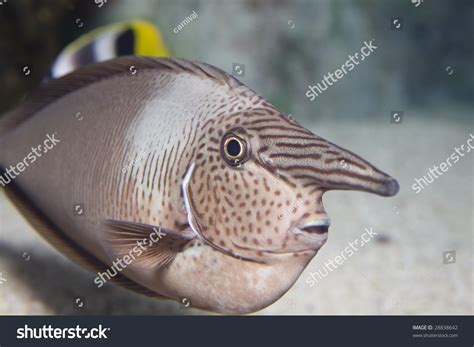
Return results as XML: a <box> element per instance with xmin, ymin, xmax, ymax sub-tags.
<box><xmin>0</xmin><ymin>20</ymin><xmax>399</xmax><ymax>314</ymax></box>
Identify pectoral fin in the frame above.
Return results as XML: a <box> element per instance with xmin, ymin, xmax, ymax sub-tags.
<box><xmin>102</xmin><ymin>220</ymin><xmax>195</xmax><ymax>269</ymax></box>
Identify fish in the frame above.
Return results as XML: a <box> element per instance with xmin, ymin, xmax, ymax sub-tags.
<box><xmin>0</xmin><ymin>22</ymin><xmax>399</xmax><ymax>314</ymax></box>
<box><xmin>50</xmin><ymin>19</ymin><xmax>169</xmax><ymax>79</ymax></box>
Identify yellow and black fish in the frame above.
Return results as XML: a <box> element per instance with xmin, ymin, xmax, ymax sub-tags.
<box><xmin>51</xmin><ymin>20</ymin><xmax>169</xmax><ymax>78</ymax></box>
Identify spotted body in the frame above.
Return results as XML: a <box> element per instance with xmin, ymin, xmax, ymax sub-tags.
<box><xmin>0</xmin><ymin>56</ymin><xmax>398</xmax><ymax>314</ymax></box>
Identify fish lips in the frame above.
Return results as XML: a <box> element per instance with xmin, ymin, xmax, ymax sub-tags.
<box><xmin>292</xmin><ymin>219</ymin><xmax>331</xmax><ymax>249</ymax></box>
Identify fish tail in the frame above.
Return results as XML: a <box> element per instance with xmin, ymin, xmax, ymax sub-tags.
<box><xmin>50</xmin><ymin>19</ymin><xmax>170</xmax><ymax>79</ymax></box>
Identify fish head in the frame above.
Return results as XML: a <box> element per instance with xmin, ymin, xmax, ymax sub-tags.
<box><xmin>187</xmin><ymin>106</ymin><xmax>399</xmax><ymax>265</ymax></box>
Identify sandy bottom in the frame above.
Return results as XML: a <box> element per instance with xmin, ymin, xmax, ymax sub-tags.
<box><xmin>0</xmin><ymin>110</ymin><xmax>472</xmax><ymax>315</ymax></box>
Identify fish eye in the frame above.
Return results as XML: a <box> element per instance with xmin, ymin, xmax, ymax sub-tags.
<box><xmin>221</xmin><ymin>133</ymin><xmax>247</xmax><ymax>166</ymax></box>
<box><xmin>225</xmin><ymin>138</ymin><xmax>243</xmax><ymax>158</ymax></box>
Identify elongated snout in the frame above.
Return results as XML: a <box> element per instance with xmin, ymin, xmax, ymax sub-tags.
<box><xmin>259</xmin><ymin>132</ymin><xmax>399</xmax><ymax>197</ymax></box>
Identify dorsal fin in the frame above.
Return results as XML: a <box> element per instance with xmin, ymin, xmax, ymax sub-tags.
<box><xmin>1</xmin><ymin>56</ymin><xmax>242</xmax><ymax>135</ymax></box>
<box><xmin>1</xmin><ymin>179</ymin><xmax>164</xmax><ymax>298</ymax></box>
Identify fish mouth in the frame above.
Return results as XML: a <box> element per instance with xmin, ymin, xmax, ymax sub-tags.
<box><xmin>292</xmin><ymin>219</ymin><xmax>330</xmax><ymax>247</ymax></box>
<box><xmin>299</xmin><ymin>219</ymin><xmax>331</xmax><ymax>234</ymax></box>
<box><xmin>299</xmin><ymin>219</ymin><xmax>331</xmax><ymax>232</ymax></box>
